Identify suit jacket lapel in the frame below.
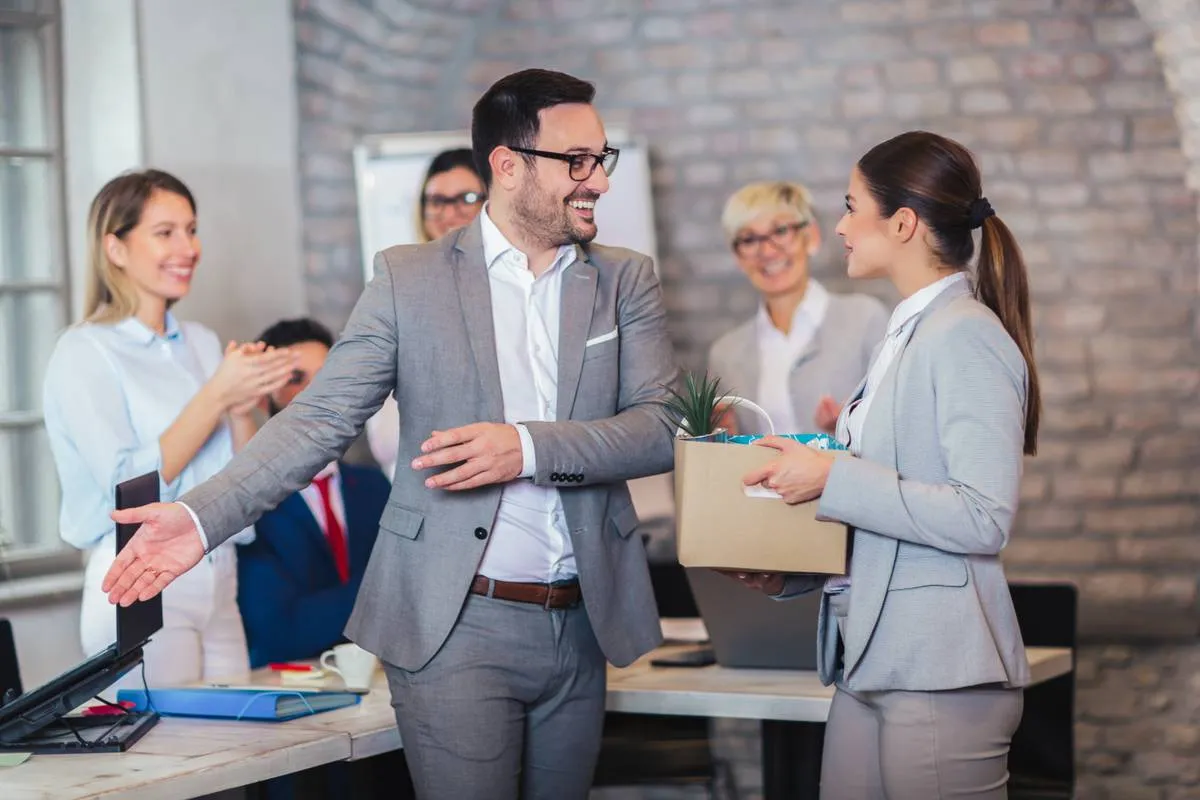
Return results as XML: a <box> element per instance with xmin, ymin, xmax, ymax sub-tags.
<box><xmin>730</xmin><ymin>322</ymin><xmax>759</xmax><ymax>400</ymax></box>
<box><xmin>791</xmin><ymin>318</ymin><xmax>823</xmax><ymax>369</ymax></box>
<box><xmin>452</xmin><ymin>221</ymin><xmax>505</xmax><ymax>422</ymax></box>
<box><xmin>275</xmin><ymin>491</ymin><xmax>341</xmax><ymax>582</ymax></box>
<box><xmin>557</xmin><ymin>251</ymin><xmax>598</xmax><ymax>420</ymax></box>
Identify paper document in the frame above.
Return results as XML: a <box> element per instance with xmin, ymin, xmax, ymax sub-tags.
<box><xmin>743</xmin><ymin>484</ymin><xmax>783</xmax><ymax>499</ymax></box>
<box><xmin>660</xmin><ymin>617</ymin><xmax>709</xmax><ymax>643</ymax></box>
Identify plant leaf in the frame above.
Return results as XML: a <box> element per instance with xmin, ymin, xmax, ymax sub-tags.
<box><xmin>658</xmin><ymin>371</ymin><xmax>740</xmax><ymax>437</ymax></box>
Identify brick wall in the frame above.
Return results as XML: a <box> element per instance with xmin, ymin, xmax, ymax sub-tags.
<box><xmin>294</xmin><ymin>0</ymin><xmax>1200</xmax><ymax>795</ymax></box>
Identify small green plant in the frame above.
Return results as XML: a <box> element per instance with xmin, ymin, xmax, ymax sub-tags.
<box><xmin>661</xmin><ymin>371</ymin><xmax>739</xmax><ymax>438</ymax></box>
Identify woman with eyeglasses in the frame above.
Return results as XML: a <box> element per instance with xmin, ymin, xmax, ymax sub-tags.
<box><xmin>42</xmin><ymin>170</ymin><xmax>297</xmax><ymax>686</ymax></box>
<box><xmin>416</xmin><ymin>148</ymin><xmax>487</xmax><ymax>243</ymax></box>
<box><xmin>368</xmin><ymin>149</ymin><xmax>488</xmax><ymax>478</ymax></box>
<box><xmin>708</xmin><ymin>181</ymin><xmax>887</xmax><ymax>437</ymax></box>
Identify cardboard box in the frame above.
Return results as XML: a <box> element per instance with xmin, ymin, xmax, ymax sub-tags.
<box><xmin>673</xmin><ymin>437</ymin><xmax>849</xmax><ymax>574</ymax></box>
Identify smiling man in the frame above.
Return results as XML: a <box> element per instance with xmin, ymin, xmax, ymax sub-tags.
<box><xmin>102</xmin><ymin>69</ymin><xmax>679</xmax><ymax>800</ymax></box>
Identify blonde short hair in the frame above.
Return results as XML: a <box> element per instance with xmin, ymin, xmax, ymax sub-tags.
<box><xmin>721</xmin><ymin>181</ymin><xmax>816</xmax><ymax>244</ymax></box>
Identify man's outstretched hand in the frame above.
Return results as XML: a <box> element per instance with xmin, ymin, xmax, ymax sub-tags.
<box><xmin>103</xmin><ymin>502</ymin><xmax>205</xmax><ymax>606</ymax></box>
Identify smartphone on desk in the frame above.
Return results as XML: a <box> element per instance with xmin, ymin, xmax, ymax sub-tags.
<box><xmin>649</xmin><ymin>647</ymin><xmax>715</xmax><ymax>668</ymax></box>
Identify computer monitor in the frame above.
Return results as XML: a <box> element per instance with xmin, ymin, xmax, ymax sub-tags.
<box><xmin>0</xmin><ymin>620</ymin><xmax>21</xmax><ymax>700</ymax></box>
<box><xmin>686</xmin><ymin>567</ymin><xmax>822</xmax><ymax>670</ymax></box>
<box><xmin>0</xmin><ymin>472</ymin><xmax>163</xmax><ymax>745</ymax></box>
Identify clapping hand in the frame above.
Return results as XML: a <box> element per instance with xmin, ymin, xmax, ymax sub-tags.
<box><xmin>813</xmin><ymin>394</ymin><xmax>842</xmax><ymax>435</ymax></box>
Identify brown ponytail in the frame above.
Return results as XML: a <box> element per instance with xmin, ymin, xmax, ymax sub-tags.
<box><xmin>976</xmin><ymin>215</ymin><xmax>1040</xmax><ymax>455</ymax></box>
<box><xmin>857</xmin><ymin>131</ymin><xmax>1041</xmax><ymax>455</ymax></box>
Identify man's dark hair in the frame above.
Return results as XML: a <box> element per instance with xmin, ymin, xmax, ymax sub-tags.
<box><xmin>257</xmin><ymin>317</ymin><xmax>334</xmax><ymax>350</ymax></box>
<box><xmin>471</xmin><ymin>68</ymin><xmax>596</xmax><ymax>187</ymax></box>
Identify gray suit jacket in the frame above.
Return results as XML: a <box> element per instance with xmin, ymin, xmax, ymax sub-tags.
<box><xmin>706</xmin><ymin>292</ymin><xmax>887</xmax><ymax>433</ymax></box>
<box><xmin>180</xmin><ymin>219</ymin><xmax>679</xmax><ymax>670</ymax></box>
<box><xmin>790</xmin><ymin>279</ymin><xmax>1031</xmax><ymax>691</ymax></box>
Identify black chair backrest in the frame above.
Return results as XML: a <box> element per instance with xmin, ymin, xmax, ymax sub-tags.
<box><xmin>1007</xmin><ymin>582</ymin><xmax>1077</xmax><ymax>793</ymax></box>
<box><xmin>0</xmin><ymin>619</ymin><xmax>21</xmax><ymax>700</ymax></box>
<box><xmin>648</xmin><ymin>562</ymin><xmax>699</xmax><ymax>619</ymax></box>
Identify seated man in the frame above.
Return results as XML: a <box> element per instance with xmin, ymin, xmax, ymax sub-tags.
<box><xmin>237</xmin><ymin>318</ymin><xmax>390</xmax><ymax>668</ymax></box>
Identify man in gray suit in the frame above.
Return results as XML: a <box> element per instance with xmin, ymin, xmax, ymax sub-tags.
<box><xmin>104</xmin><ymin>69</ymin><xmax>679</xmax><ymax>799</ymax></box>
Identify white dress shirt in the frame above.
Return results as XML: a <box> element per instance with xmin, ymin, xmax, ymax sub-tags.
<box><xmin>755</xmin><ymin>280</ymin><xmax>829</xmax><ymax>433</ymax></box>
<box><xmin>827</xmin><ymin>271</ymin><xmax>968</xmax><ymax>594</ymax></box>
<box><xmin>476</xmin><ymin>208</ymin><xmax>579</xmax><ymax>583</ymax></box>
<box><xmin>298</xmin><ymin>461</ymin><xmax>346</xmax><ymax>536</ymax></box>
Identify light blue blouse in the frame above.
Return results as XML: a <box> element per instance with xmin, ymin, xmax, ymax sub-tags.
<box><xmin>42</xmin><ymin>313</ymin><xmax>249</xmax><ymax>551</ymax></box>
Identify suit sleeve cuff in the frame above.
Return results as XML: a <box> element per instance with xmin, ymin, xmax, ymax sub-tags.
<box><xmin>514</xmin><ymin>423</ymin><xmax>536</xmax><ymax>479</ymax></box>
<box><xmin>178</xmin><ymin>501</ymin><xmax>211</xmax><ymax>552</ymax></box>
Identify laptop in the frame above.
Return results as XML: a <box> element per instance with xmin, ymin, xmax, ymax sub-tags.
<box><xmin>0</xmin><ymin>472</ymin><xmax>164</xmax><ymax>745</ymax></box>
<box><xmin>685</xmin><ymin>567</ymin><xmax>822</xmax><ymax>670</ymax></box>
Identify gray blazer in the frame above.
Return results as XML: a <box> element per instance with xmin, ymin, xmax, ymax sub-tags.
<box><xmin>179</xmin><ymin>219</ymin><xmax>680</xmax><ymax>671</ymax></box>
<box><xmin>792</xmin><ymin>279</ymin><xmax>1031</xmax><ymax>691</ymax></box>
<box><xmin>707</xmin><ymin>292</ymin><xmax>887</xmax><ymax>433</ymax></box>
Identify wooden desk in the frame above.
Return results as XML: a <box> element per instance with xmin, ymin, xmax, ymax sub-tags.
<box><xmin>6</xmin><ymin>718</ymin><xmax>348</xmax><ymax>800</ymax></box>
<box><xmin>5</xmin><ymin>639</ymin><xmax>1072</xmax><ymax>799</ymax></box>
<box><xmin>607</xmin><ymin>643</ymin><xmax>1074</xmax><ymax>720</ymax></box>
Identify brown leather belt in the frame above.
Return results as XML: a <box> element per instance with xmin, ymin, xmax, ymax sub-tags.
<box><xmin>470</xmin><ymin>575</ymin><xmax>581</xmax><ymax>609</ymax></box>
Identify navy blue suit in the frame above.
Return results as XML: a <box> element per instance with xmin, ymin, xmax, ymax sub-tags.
<box><xmin>237</xmin><ymin>462</ymin><xmax>390</xmax><ymax>668</ymax></box>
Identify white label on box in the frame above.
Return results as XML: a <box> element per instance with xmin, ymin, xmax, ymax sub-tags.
<box><xmin>742</xmin><ymin>484</ymin><xmax>783</xmax><ymax>499</ymax></box>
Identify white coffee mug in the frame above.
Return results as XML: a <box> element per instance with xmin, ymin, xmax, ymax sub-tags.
<box><xmin>319</xmin><ymin>643</ymin><xmax>379</xmax><ymax>691</ymax></box>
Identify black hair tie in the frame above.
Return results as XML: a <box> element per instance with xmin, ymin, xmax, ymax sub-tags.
<box><xmin>968</xmin><ymin>197</ymin><xmax>995</xmax><ymax>229</ymax></box>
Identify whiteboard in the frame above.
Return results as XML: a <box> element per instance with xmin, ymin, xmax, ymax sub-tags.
<box><xmin>352</xmin><ymin>129</ymin><xmax>659</xmax><ymax>285</ymax></box>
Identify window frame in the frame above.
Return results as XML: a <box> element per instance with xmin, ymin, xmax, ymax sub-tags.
<box><xmin>0</xmin><ymin>0</ymin><xmax>75</xmax><ymax>576</ymax></box>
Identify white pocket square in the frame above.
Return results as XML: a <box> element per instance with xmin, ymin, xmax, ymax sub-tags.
<box><xmin>585</xmin><ymin>327</ymin><xmax>618</xmax><ymax>347</ymax></box>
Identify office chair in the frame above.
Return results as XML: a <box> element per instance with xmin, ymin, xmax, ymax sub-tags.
<box><xmin>1007</xmin><ymin>582</ymin><xmax>1077</xmax><ymax>799</ymax></box>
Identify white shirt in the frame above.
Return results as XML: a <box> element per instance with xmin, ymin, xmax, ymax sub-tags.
<box><xmin>755</xmin><ymin>280</ymin><xmax>829</xmax><ymax>433</ymax></box>
<box><xmin>827</xmin><ymin>271</ymin><xmax>968</xmax><ymax>594</ymax></box>
<box><xmin>476</xmin><ymin>208</ymin><xmax>579</xmax><ymax>583</ymax></box>
<box><xmin>43</xmin><ymin>313</ymin><xmax>253</xmax><ymax>567</ymax></box>
<box><xmin>298</xmin><ymin>461</ymin><xmax>346</xmax><ymax>537</ymax></box>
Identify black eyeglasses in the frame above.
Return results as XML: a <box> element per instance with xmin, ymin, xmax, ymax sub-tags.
<box><xmin>423</xmin><ymin>191</ymin><xmax>486</xmax><ymax>215</ymax></box>
<box><xmin>509</xmin><ymin>146</ymin><xmax>620</xmax><ymax>182</ymax></box>
<box><xmin>731</xmin><ymin>221</ymin><xmax>810</xmax><ymax>257</ymax></box>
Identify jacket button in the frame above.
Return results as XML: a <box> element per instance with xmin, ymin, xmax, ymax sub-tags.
<box><xmin>474</xmin><ymin>527</ymin><xmax>488</xmax><ymax>540</ymax></box>
<box><xmin>575</xmin><ymin>473</ymin><xmax>584</xmax><ymax>482</ymax></box>
<box><xmin>550</xmin><ymin>472</ymin><xmax>561</xmax><ymax>482</ymax></box>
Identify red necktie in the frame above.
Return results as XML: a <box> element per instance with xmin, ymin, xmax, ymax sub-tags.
<box><xmin>312</xmin><ymin>475</ymin><xmax>349</xmax><ymax>583</ymax></box>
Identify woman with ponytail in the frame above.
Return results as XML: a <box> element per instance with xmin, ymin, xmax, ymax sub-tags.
<box><xmin>732</xmin><ymin>131</ymin><xmax>1040</xmax><ymax>798</ymax></box>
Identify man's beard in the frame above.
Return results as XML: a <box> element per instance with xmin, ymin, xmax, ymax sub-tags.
<box><xmin>513</xmin><ymin>179</ymin><xmax>598</xmax><ymax>250</ymax></box>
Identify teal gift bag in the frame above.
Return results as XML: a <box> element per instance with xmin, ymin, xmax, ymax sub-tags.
<box><xmin>679</xmin><ymin>395</ymin><xmax>847</xmax><ymax>452</ymax></box>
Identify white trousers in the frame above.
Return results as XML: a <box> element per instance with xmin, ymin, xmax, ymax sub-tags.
<box><xmin>81</xmin><ymin>535</ymin><xmax>248</xmax><ymax>687</ymax></box>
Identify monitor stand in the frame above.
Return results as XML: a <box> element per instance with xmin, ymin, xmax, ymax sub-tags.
<box><xmin>0</xmin><ymin>710</ymin><xmax>158</xmax><ymax>754</ymax></box>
